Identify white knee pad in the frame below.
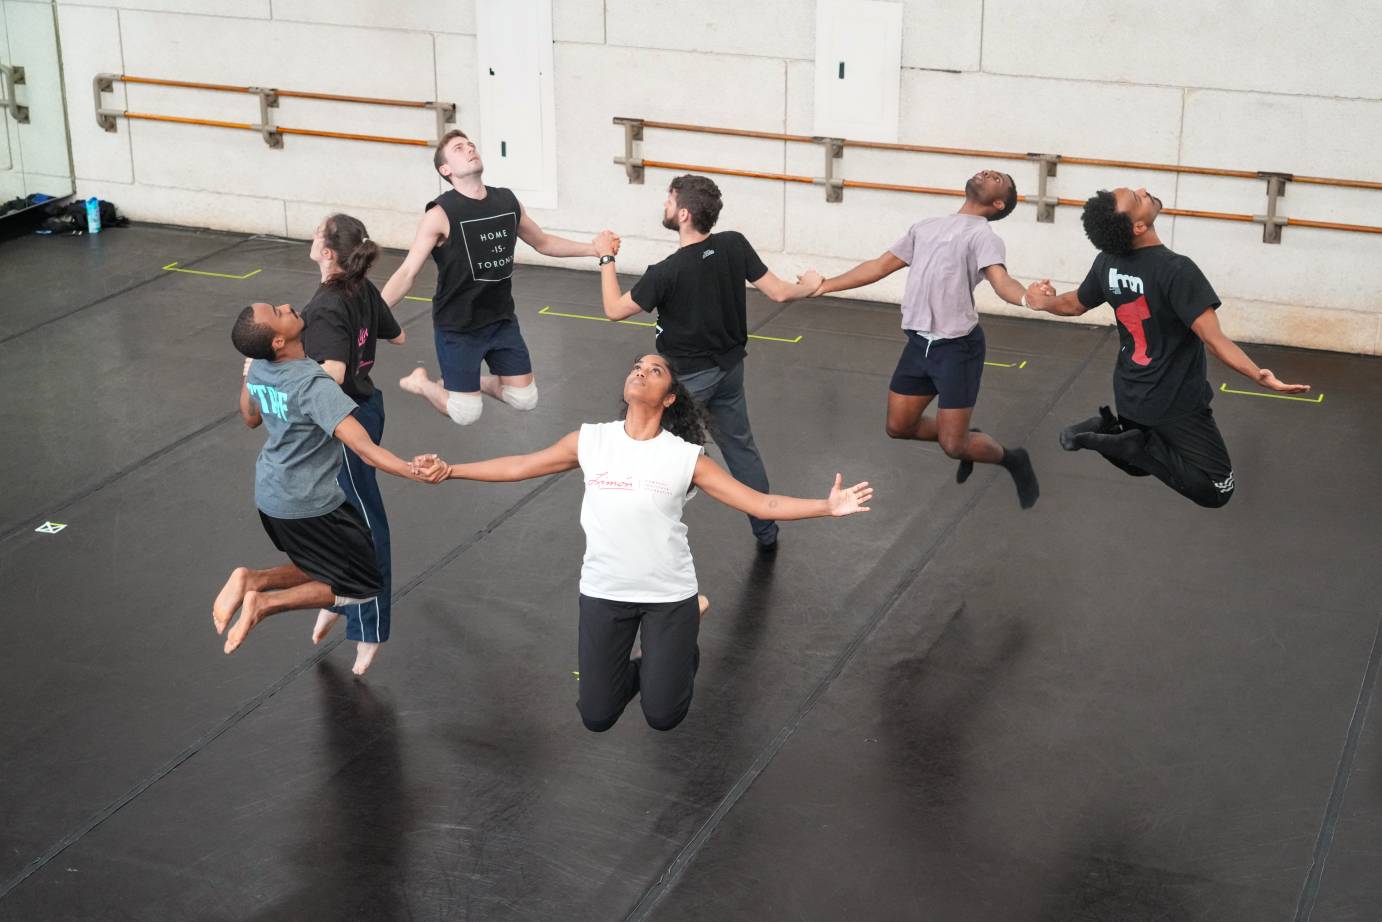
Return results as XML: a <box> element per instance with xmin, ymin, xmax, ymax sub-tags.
<box><xmin>500</xmin><ymin>382</ymin><xmax>539</xmax><ymax>411</ymax></box>
<box><xmin>446</xmin><ymin>392</ymin><xmax>483</xmax><ymax>426</ymax></box>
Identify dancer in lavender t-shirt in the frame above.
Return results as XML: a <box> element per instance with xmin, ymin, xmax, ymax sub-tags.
<box><xmin>807</xmin><ymin>169</ymin><xmax>1046</xmax><ymax>509</ymax></box>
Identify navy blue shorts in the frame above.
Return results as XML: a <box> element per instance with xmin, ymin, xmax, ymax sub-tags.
<box><xmin>433</xmin><ymin>316</ymin><xmax>533</xmax><ymax>393</ymax></box>
<box><xmin>888</xmin><ymin>325</ymin><xmax>986</xmax><ymax>409</ymax></box>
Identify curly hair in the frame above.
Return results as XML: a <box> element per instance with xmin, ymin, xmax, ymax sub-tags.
<box><xmin>231</xmin><ymin>305</ymin><xmax>276</xmax><ymax>359</ymax></box>
<box><xmin>1081</xmin><ymin>190</ymin><xmax>1135</xmax><ymax>254</ymax></box>
<box><xmin>619</xmin><ymin>355</ymin><xmax>708</xmax><ymax>446</ymax></box>
<box><xmin>988</xmin><ymin>174</ymin><xmax>1018</xmax><ymax>222</ymax></box>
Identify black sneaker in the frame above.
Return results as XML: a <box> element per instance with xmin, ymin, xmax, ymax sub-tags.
<box><xmin>1003</xmin><ymin>448</ymin><xmax>1040</xmax><ymax>509</ymax></box>
<box><xmin>1059</xmin><ymin>406</ymin><xmax>1118</xmax><ymax>451</ymax></box>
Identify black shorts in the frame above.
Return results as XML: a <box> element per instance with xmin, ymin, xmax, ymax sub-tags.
<box><xmin>433</xmin><ymin>316</ymin><xmax>533</xmax><ymax>393</ymax></box>
<box><xmin>889</xmin><ymin>325</ymin><xmax>986</xmax><ymax>409</ymax></box>
<box><xmin>258</xmin><ymin>502</ymin><xmax>382</xmax><ymax>599</ymax></box>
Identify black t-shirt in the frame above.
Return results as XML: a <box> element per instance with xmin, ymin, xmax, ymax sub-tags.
<box><xmin>1077</xmin><ymin>245</ymin><xmax>1220</xmax><ymax>424</ymax></box>
<box><xmin>629</xmin><ymin>231</ymin><xmax>768</xmax><ymax>373</ymax></box>
<box><xmin>301</xmin><ymin>279</ymin><xmax>402</xmax><ymax>401</ymax></box>
<box><xmin>427</xmin><ymin>186</ymin><xmax>521</xmax><ymax>332</ymax></box>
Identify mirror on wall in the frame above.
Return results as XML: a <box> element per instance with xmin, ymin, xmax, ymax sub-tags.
<box><xmin>0</xmin><ymin>0</ymin><xmax>75</xmax><ymax>223</ymax></box>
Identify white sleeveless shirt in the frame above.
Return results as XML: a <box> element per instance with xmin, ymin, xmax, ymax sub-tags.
<box><xmin>577</xmin><ymin>421</ymin><xmax>702</xmax><ymax>602</ymax></box>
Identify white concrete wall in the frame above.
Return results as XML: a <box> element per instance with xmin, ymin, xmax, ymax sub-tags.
<box><xmin>50</xmin><ymin>0</ymin><xmax>1382</xmax><ymax>354</ymax></box>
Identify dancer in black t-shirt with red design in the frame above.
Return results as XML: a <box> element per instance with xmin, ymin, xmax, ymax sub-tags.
<box><xmin>381</xmin><ymin>129</ymin><xmax>618</xmax><ymax>427</ymax></box>
<box><xmin>1026</xmin><ymin>186</ymin><xmax>1310</xmax><ymax>508</ymax></box>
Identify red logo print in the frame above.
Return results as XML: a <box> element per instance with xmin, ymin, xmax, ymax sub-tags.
<box><xmin>1115</xmin><ymin>297</ymin><xmax>1153</xmax><ymax>366</ymax></box>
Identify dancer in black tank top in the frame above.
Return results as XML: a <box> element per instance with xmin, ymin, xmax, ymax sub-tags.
<box><xmin>381</xmin><ymin>129</ymin><xmax>620</xmax><ymax>427</ymax></box>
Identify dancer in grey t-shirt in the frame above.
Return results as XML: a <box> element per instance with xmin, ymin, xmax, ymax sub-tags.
<box><xmin>808</xmin><ymin>169</ymin><xmax>1045</xmax><ymax>509</ymax></box>
<box><xmin>215</xmin><ymin>301</ymin><xmax>443</xmax><ymax>675</ymax></box>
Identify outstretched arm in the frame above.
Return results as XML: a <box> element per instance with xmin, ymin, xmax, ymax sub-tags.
<box><xmin>814</xmin><ymin>251</ymin><xmax>907</xmax><ymax>297</ymax></box>
<box><xmin>518</xmin><ymin>206</ymin><xmax>606</xmax><ymax>258</ymax></box>
<box><xmin>753</xmin><ymin>269</ymin><xmax>823</xmax><ymax>303</ymax></box>
<box><xmin>1190</xmin><ymin>309</ymin><xmax>1311</xmax><ymax>393</ymax></box>
<box><xmin>982</xmin><ymin>264</ymin><xmax>1036</xmax><ymax>307</ymax></box>
<box><xmin>334</xmin><ymin>416</ymin><xmax>432</xmax><ymax>482</ymax></box>
<box><xmin>417</xmin><ymin>431</ymin><xmax>582</xmax><ymax>483</ymax></box>
<box><xmin>692</xmin><ymin>456</ymin><xmax>873</xmax><ymax>521</ymax></box>
<box><xmin>380</xmin><ymin>208</ymin><xmax>447</xmax><ymax>309</ymax></box>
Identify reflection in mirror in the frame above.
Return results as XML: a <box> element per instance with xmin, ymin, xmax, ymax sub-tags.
<box><xmin>0</xmin><ymin>1</ymin><xmax>75</xmax><ymax>227</ymax></box>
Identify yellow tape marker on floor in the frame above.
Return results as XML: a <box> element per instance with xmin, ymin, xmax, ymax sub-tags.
<box><xmin>984</xmin><ymin>359</ymin><xmax>1029</xmax><ymax>369</ymax></box>
<box><xmin>539</xmin><ymin>305</ymin><xmax>801</xmax><ymax>342</ymax></box>
<box><xmin>1219</xmin><ymin>383</ymin><xmax>1324</xmax><ymax>404</ymax></box>
<box><xmin>161</xmin><ymin>261</ymin><xmax>261</xmax><ymax>280</ymax></box>
<box><xmin>404</xmin><ymin>295</ymin><xmax>432</xmax><ymax>302</ymax></box>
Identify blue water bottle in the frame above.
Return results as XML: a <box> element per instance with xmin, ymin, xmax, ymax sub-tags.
<box><xmin>85</xmin><ymin>196</ymin><xmax>101</xmax><ymax>234</ymax></box>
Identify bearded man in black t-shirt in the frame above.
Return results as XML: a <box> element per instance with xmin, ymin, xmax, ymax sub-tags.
<box><xmin>596</xmin><ymin>174</ymin><xmax>822</xmax><ymax>549</ymax></box>
<box><xmin>1026</xmin><ymin>186</ymin><xmax>1310</xmax><ymax>508</ymax></box>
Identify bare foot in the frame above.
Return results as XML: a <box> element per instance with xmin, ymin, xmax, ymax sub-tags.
<box><xmin>399</xmin><ymin>366</ymin><xmax>432</xmax><ymax>396</ymax></box>
<box><xmin>224</xmin><ymin>590</ymin><xmax>266</xmax><ymax>654</ymax></box>
<box><xmin>213</xmin><ymin>567</ymin><xmax>249</xmax><ymax>635</ymax></box>
<box><xmin>352</xmin><ymin>642</ymin><xmax>380</xmax><ymax>675</ymax></box>
<box><xmin>699</xmin><ymin>594</ymin><xmax>710</xmax><ymax>619</ymax></box>
<box><xmin>478</xmin><ymin>374</ymin><xmax>504</xmax><ymax>400</ymax></box>
<box><xmin>312</xmin><ymin>608</ymin><xmax>340</xmax><ymax>645</ymax></box>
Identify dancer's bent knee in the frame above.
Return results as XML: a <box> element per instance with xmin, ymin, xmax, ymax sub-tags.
<box><xmin>500</xmin><ymin>382</ymin><xmax>539</xmax><ymax>411</ymax></box>
<box><xmin>446</xmin><ymin>392</ymin><xmax>483</xmax><ymax>426</ymax></box>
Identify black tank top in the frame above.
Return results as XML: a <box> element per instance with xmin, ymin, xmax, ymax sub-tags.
<box><xmin>427</xmin><ymin>186</ymin><xmax>520</xmax><ymax>332</ymax></box>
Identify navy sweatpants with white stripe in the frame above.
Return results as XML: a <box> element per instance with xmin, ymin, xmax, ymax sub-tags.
<box><xmin>332</xmin><ymin>389</ymin><xmax>392</xmax><ymax>642</ymax></box>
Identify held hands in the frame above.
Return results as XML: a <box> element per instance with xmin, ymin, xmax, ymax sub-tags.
<box><xmin>797</xmin><ymin>269</ymin><xmax>824</xmax><ymax>297</ymax></box>
<box><xmin>593</xmin><ymin>230</ymin><xmax>621</xmax><ymax>259</ymax></box>
<box><xmin>1025</xmin><ymin>279</ymin><xmax>1055</xmax><ymax>310</ymax></box>
<box><xmin>408</xmin><ymin>453</ymin><xmax>451</xmax><ymax>484</ymax></box>
<box><xmin>826</xmin><ymin>473</ymin><xmax>873</xmax><ymax>517</ymax></box>
<box><xmin>1256</xmin><ymin>369</ymin><xmax>1312</xmax><ymax>394</ymax></box>
<box><xmin>797</xmin><ymin>270</ymin><xmax>826</xmax><ymax>298</ymax></box>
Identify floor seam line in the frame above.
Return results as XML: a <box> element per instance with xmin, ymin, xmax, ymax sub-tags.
<box><xmin>624</xmin><ymin>329</ymin><xmax>1113</xmax><ymax>920</ymax></box>
<box><xmin>0</xmin><ymin>471</ymin><xmax>570</xmax><ymax>900</ymax></box>
<box><xmin>1292</xmin><ymin>609</ymin><xmax>1382</xmax><ymax>921</ymax></box>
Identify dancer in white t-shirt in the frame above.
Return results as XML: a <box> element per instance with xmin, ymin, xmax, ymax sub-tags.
<box><xmin>412</xmin><ymin>354</ymin><xmax>873</xmax><ymax>732</ymax></box>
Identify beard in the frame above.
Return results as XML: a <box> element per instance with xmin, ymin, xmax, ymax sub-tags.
<box><xmin>661</xmin><ymin>212</ymin><xmax>679</xmax><ymax>231</ymax></box>
<box><xmin>964</xmin><ymin>176</ymin><xmax>981</xmax><ymax>199</ymax></box>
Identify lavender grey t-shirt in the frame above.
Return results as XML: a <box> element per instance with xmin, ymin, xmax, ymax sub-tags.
<box><xmin>888</xmin><ymin>213</ymin><xmax>1007</xmax><ymax>339</ymax></box>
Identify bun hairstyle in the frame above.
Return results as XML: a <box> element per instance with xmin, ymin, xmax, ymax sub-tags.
<box><xmin>320</xmin><ymin>213</ymin><xmax>379</xmax><ymax>291</ymax></box>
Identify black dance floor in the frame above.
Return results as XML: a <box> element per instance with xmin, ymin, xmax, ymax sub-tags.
<box><xmin>1</xmin><ymin>225</ymin><xmax>1379</xmax><ymax>921</ymax></box>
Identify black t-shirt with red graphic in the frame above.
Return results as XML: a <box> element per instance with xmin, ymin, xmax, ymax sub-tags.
<box><xmin>1077</xmin><ymin>245</ymin><xmax>1220</xmax><ymax>424</ymax></box>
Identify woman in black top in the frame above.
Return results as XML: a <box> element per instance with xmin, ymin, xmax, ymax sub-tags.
<box><xmin>301</xmin><ymin>213</ymin><xmax>404</xmax><ymax>674</ymax></box>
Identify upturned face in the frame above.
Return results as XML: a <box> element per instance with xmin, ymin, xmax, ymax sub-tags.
<box><xmin>623</xmin><ymin>354</ymin><xmax>676</xmax><ymax>408</ymax></box>
<box><xmin>1113</xmin><ymin>186</ymin><xmax>1163</xmax><ymax>230</ymax></box>
<box><xmin>251</xmin><ymin>301</ymin><xmax>303</xmax><ymax>345</ymax></box>
<box><xmin>438</xmin><ymin>134</ymin><xmax>483</xmax><ymax>182</ymax></box>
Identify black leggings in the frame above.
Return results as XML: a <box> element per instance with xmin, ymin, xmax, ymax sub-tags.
<box><xmin>577</xmin><ymin>593</ymin><xmax>700</xmax><ymax>733</ymax></box>
<box><xmin>1100</xmin><ymin>407</ymin><xmax>1235</xmax><ymax>508</ymax></box>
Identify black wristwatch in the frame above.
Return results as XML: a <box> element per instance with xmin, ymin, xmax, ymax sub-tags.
<box><xmin>598</xmin><ymin>254</ymin><xmax>615</xmax><ymax>266</ymax></box>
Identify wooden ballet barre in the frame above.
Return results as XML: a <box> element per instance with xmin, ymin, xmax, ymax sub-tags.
<box><xmin>94</xmin><ymin>73</ymin><xmax>456</xmax><ymax>148</ymax></box>
<box><xmin>615</xmin><ymin>116</ymin><xmax>1382</xmax><ymax>243</ymax></box>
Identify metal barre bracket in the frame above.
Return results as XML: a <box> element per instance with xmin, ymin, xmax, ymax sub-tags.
<box><xmin>613</xmin><ymin>117</ymin><xmax>645</xmax><ymax>184</ymax></box>
<box><xmin>1254</xmin><ymin>171</ymin><xmax>1292</xmax><ymax>244</ymax></box>
<box><xmin>0</xmin><ymin>63</ymin><xmax>28</xmax><ymax>124</ymax></box>
<box><xmin>815</xmin><ymin>137</ymin><xmax>845</xmax><ymax>202</ymax></box>
<box><xmin>1026</xmin><ymin>153</ymin><xmax>1060</xmax><ymax>223</ymax></box>
<box><xmin>247</xmin><ymin>87</ymin><xmax>282</xmax><ymax>148</ymax></box>
<box><xmin>426</xmin><ymin>102</ymin><xmax>457</xmax><ymax>144</ymax></box>
<box><xmin>93</xmin><ymin>73</ymin><xmax>122</xmax><ymax>131</ymax></box>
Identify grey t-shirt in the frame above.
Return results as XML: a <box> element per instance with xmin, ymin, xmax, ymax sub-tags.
<box><xmin>246</xmin><ymin>357</ymin><xmax>357</xmax><ymax>519</ymax></box>
<box><xmin>888</xmin><ymin>213</ymin><xmax>1007</xmax><ymax>339</ymax></box>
